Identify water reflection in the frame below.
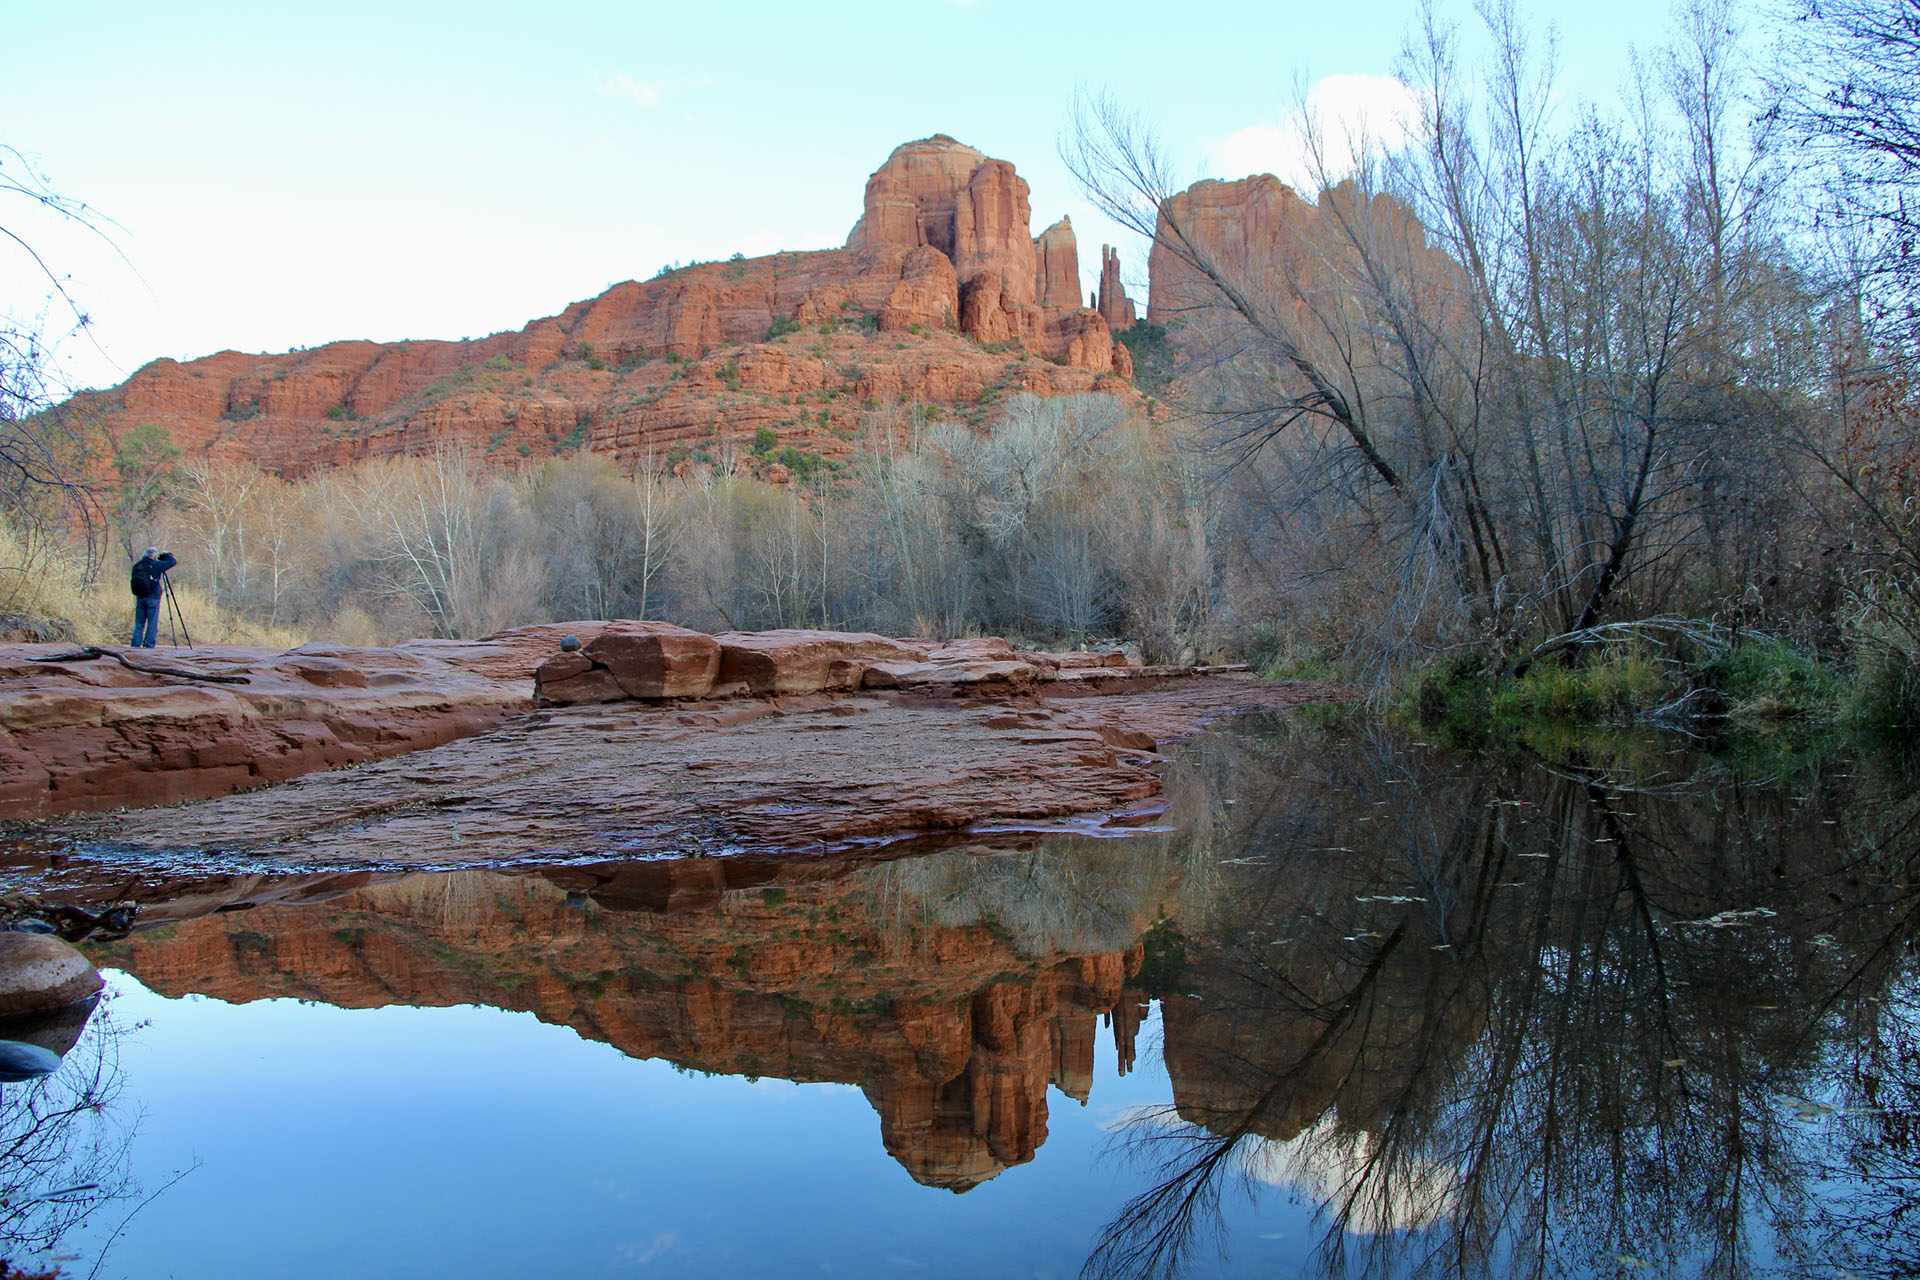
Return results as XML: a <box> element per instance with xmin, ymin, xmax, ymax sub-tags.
<box><xmin>15</xmin><ymin>715</ymin><xmax>1919</xmax><ymax>1277</ymax></box>
<box><xmin>0</xmin><ymin>997</ymin><xmax>137</xmax><ymax>1270</ymax></box>
<box><xmin>81</xmin><ymin>830</ymin><xmax>1203</xmax><ymax>1194</ymax></box>
<box><xmin>1092</xmin><ymin>718</ymin><xmax>1920</xmax><ymax>1280</ymax></box>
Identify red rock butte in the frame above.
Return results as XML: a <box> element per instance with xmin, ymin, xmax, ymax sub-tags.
<box><xmin>72</xmin><ymin>135</ymin><xmax>1141</xmax><ymax>480</ymax></box>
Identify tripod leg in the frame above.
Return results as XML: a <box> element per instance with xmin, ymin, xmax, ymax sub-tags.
<box><xmin>163</xmin><ymin>574</ymin><xmax>193</xmax><ymax>649</ymax></box>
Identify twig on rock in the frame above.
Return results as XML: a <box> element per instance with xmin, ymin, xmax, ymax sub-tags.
<box><xmin>28</xmin><ymin>645</ymin><xmax>251</xmax><ymax>684</ymax></box>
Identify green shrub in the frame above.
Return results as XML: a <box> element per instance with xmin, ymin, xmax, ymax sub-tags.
<box><xmin>718</xmin><ymin>359</ymin><xmax>742</xmax><ymax>391</ymax></box>
<box><xmin>1705</xmin><ymin>635</ymin><xmax>1841</xmax><ymax>722</ymax></box>
<box><xmin>751</xmin><ymin>426</ymin><xmax>778</xmax><ymax>456</ymax></box>
<box><xmin>1116</xmin><ymin>320</ymin><xmax>1175</xmax><ymax>391</ymax></box>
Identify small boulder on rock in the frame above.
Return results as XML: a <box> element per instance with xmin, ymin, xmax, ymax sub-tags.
<box><xmin>536</xmin><ymin>621</ymin><xmax>721</xmax><ymax>705</ymax></box>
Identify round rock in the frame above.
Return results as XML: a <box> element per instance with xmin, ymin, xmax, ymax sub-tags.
<box><xmin>0</xmin><ymin>934</ymin><xmax>104</xmax><ymax>1019</ymax></box>
<box><xmin>559</xmin><ymin>635</ymin><xmax>582</xmax><ymax>653</ymax></box>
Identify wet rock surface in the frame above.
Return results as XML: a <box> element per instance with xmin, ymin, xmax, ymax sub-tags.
<box><xmin>15</xmin><ymin>677</ymin><xmax>1338</xmax><ymax>869</ymax></box>
<box><xmin>2</xmin><ymin>622</ymin><xmax>1337</xmax><ymax>857</ymax></box>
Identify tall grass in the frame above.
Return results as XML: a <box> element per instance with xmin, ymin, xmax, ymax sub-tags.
<box><xmin>0</xmin><ymin>523</ymin><xmax>303</xmax><ymax>648</ymax></box>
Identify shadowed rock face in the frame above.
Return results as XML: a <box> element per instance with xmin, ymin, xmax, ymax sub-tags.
<box><xmin>64</xmin><ymin>138</ymin><xmax>1134</xmax><ymax>484</ymax></box>
<box><xmin>85</xmin><ymin>854</ymin><xmax>1159</xmax><ymax>1190</ymax></box>
<box><xmin>1145</xmin><ymin>175</ymin><xmax>1463</xmax><ymax>341</ymax></box>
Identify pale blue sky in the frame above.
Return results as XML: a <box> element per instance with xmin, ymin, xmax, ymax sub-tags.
<box><xmin>6</xmin><ymin>0</ymin><xmax>1688</xmax><ymax>392</ymax></box>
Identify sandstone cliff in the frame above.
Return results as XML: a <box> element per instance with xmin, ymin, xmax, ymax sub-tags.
<box><xmin>1145</xmin><ymin>174</ymin><xmax>1457</xmax><ymax>333</ymax></box>
<box><xmin>73</xmin><ymin>137</ymin><xmax>1136</xmax><ymax>482</ymax></box>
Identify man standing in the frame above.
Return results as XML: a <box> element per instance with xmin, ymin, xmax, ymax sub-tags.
<box><xmin>129</xmin><ymin>547</ymin><xmax>177</xmax><ymax>648</ymax></box>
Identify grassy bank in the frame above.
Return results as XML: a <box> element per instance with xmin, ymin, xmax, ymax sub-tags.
<box><xmin>1391</xmin><ymin>632</ymin><xmax>1911</xmax><ymax>750</ymax></box>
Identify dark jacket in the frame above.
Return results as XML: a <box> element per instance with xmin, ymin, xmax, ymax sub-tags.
<box><xmin>130</xmin><ymin>552</ymin><xmax>177</xmax><ymax>600</ymax></box>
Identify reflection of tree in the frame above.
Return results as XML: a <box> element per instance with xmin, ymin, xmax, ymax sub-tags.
<box><xmin>1087</xmin><ymin>718</ymin><xmax>1920</xmax><ymax>1280</ymax></box>
<box><xmin>871</xmin><ymin>764</ymin><xmax>1224</xmax><ymax>959</ymax></box>
<box><xmin>0</xmin><ymin>996</ymin><xmax>137</xmax><ymax>1270</ymax></box>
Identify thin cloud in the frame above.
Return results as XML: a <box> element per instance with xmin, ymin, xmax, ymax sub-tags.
<box><xmin>599</xmin><ymin>73</ymin><xmax>669</xmax><ymax>107</ymax></box>
<box><xmin>1206</xmin><ymin>73</ymin><xmax>1420</xmax><ymax>191</ymax></box>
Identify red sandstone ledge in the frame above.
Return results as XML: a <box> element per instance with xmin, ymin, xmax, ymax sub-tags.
<box><xmin>0</xmin><ymin>623</ymin><xmax>1276</xmax><ymax>822</ymax></box>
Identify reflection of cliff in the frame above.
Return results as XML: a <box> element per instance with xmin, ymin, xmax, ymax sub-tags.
<box><xmin>89</xmin><ymin>846</ymin><xmax>1168</xmax><ymax>1191</ymax></box>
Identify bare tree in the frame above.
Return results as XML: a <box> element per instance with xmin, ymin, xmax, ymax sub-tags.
<box><xmin>1772</xmin><ymin>0</ymin><xmax>1920</xmax><ymax>346</ymax></box>
<box><xmin>1066</xmin><ymin>1</ymin><xmax>1809</xmax><ymax>678</ymax></box>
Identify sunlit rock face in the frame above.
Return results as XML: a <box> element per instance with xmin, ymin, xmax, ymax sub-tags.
<box><xmin>67</xmin><ymin>139</ymin><xmax>1134</xmax><ymax>485</ymax></box>
<box><xmin>86</xmin><ymin>841</ymin><xmax>1173</xmax><ymax>1190</ymax></box>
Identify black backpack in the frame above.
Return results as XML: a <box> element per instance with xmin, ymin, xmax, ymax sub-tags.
<box><xmin>130</xmin><ymin>558</ymin><xmax>163</xmax><ymax>597</ymax></box>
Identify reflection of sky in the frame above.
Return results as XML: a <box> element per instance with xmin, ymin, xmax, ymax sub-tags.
<box><xmin>54</xmin><ymin>974</ymin><xmax>1320</xmax><ymax>1279</ymax></box>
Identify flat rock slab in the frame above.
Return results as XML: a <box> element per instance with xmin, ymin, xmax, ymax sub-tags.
<box><xmin>15</xmin><ymin>679</ymin><xmax>1345</xmax><ymax>870</ymax></box>
<box><xmin>0</xmin><ymin>623</ymin><xmax>618</xmax><ymax>819</ymax></box>
<box><xmin>0</xmin><ymin>617</ymin><xmax>1261</xmax><ymax>823</ymax></box>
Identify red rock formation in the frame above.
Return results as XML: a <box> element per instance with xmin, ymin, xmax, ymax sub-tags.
<box><xmin>709</xmin><ymin>629</ymin><xmax>927</xmax><ymax>696</ymax></box>
<box><xmin>1146</xmin><ymin>175</ymin><xmax>1457</xmax><ymax>338</ymax></box>
<box><xmin>536</xmin><ymin>621</ymin><xmax>721</xmax><ymax>703</ymax></box>
<box><xmin>877</xmin><ymin>245</ymin><xmax>960</xmax><ymax>334</ymax></box>
<box><xmin>1097</xmin><ymin>245</ymin><xmax>1137</xmax><ymax>330</ymax></box>
<box><xmin>1034</xmin><ymin>217</ymin><xmax>1080</xmax><ymax>311</ymax></box>
<box><xmin>72</xmin><ymin>136</ymin><xmax>1139</xmax><ymax>483</ymax></box>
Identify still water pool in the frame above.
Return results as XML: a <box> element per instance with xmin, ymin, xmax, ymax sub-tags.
<box><xmin>3</xmin><ymin>714</ymin><xmax>1916</xmax><ymax>1278</ymax></box>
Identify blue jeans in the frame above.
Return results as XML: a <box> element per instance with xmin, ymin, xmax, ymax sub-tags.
<box><xmin>132</xmin><ymin>595</ymin><xmax>161</xmax><ymax>647</ymax></box>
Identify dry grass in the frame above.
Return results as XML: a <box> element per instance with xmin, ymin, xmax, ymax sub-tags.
<box><xmin>0</xmin><ymin>525</ymin><xmax>305</xmax><ymax>648</ymax></box>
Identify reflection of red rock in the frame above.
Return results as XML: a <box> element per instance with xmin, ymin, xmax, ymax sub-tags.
<box><xmin>1159</xmin><ymin>932</ymin><xmax>1484</xmax><ymax>1144</ymax></box>
<box><xmin>91</xmin><ymin>866</ymin><xmax>1151</xmax><ymax>1191</ymax></box>
<box><xmin>70</xmin><ymin>137</ymin><xmax>1136</xmax><ymax>483</ymax></box>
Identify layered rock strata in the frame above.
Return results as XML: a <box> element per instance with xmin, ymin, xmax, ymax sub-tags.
<box><xmin>0</xmin><ymin>624</ymin><xmax>596</xmax><ymax>819</ymax></box>
<box><xmin>532</xmin><ymin>626</ymin><xmax>1179</xmax><ymax>706</ymax></box>
<box><xmin>72</xmin><ymin>137</ymin><xmax>1134</xmax><ymax>482</ymax></box>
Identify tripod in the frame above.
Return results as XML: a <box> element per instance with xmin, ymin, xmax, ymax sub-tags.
<box><xmin>160</xmin><ymin>572</ymin><xmax>193</xmax><ymax>649</ymax></box>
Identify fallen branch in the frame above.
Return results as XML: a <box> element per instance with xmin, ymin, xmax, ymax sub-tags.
<box><xmin>28</xmin><ymin>645</ymin><xmax>251</xmax><ymax>684</ymax></box>
<box><xmin>1512</xmin><ymin>616</ymin><xmax>1736</xmax><ymax>677</ymax></box>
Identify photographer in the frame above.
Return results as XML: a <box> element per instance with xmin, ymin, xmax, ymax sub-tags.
<box><xmin>129</xmin><ymin>546</ymin><xmax>177</xmax><ymax>648</ymax></box>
